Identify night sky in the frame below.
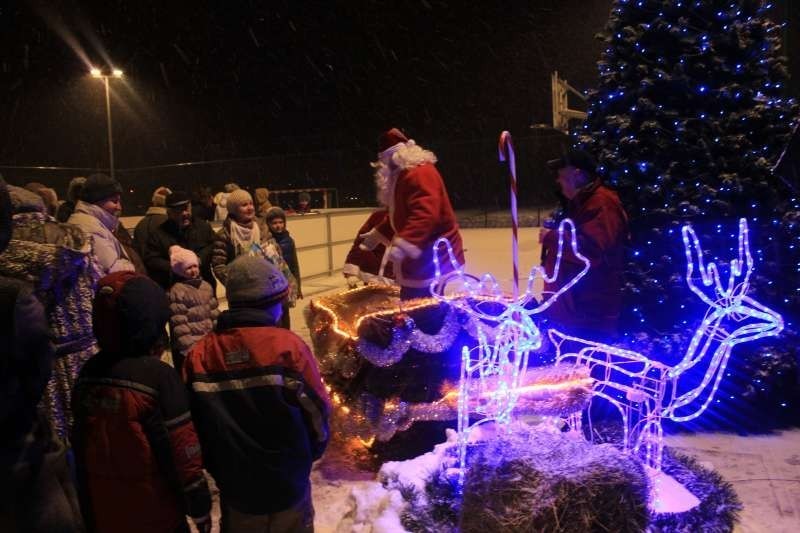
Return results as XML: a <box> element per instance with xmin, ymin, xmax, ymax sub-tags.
<box><xmin>1</xmin><ymin>1</ymin><xmax>796</xmax><ymax>209</ymax></box>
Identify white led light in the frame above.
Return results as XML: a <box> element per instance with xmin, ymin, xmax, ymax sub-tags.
<box><xmin>553</xmin><ymin>218</ymin><xmax>783</xmax><ymax>471</ymax></box>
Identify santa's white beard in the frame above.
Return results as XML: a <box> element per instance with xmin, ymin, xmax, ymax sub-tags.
<box><xmin>373</xmin><ymin>162</ymin><xmax>395</xmax><ymax>207</ymax></box>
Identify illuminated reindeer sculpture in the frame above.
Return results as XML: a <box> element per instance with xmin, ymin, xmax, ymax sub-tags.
<box><xmin>551</xmin><ymin>218</ymin><xmax>784</xmax><ymax>471</ymax></box>
<box><xmin>431</xmin><ymin>218</ymin><xmax>592</xmax><ymax>485</ymax></box>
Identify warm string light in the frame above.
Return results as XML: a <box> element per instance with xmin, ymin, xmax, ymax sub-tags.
<box><xmin>554</xmin><ymin>218</ymin><xmax>783</xmax><ymax>471</ymax></box>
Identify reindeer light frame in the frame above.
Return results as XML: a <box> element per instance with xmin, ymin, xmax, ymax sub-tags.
<box><xmin>431</xmin><ymin>218</ymin><xmax>591</xmax><ymax>485</ymax></box>
<box><xmin>552</xmin><ymin>218</ymin><xmax>784</xmax><ymax>471</ymax></box>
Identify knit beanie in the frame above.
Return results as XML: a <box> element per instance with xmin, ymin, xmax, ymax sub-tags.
<box><xmin>151</xmin><ymin>186</ymin><xmax>172</xmax><ymax>207</ymax></box>
<box><xmin>81</xmin><ymin>173</ymin><xmax>122</xmax><ymax>204</ymax></box>
<box><xmin>93</xmin><ymin>272</ymin><xmax>170</xmax><ymax>355</ymax></box>
<box><xmin>169</xmin><ymin>245</ymin><xmax>199</xmax><ymax>278</ymax></box>
<box><xmin>225</xmin><ymin>189</ymin><xmax>253</xmax><ymax>218</ymax></box>
<box><xmin>264</xmin><ymin>206</ymin><xmax>286</xmax><ymax>223</ymax></box>
<box><xmin>226</xmin><ymin>255</ymin><xmax>288</xmax><ymax>309</ymax></box>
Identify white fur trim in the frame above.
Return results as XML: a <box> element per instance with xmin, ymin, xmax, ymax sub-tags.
<box><xmin>361</xmin><ymin>271</ymin><xmax>395</xmax><ymax>285</ymax></box>
<box><xmin>360</xmin><ymin>228</ymin><xmax>391</xmax><ymax>250</ymax></box>
<box><xmin>393</xmin><ymin>237</ymin><xmax>422</xmax><ymax>260</ymax></box>
<box><xmin>342</xmin><ymin>263</ymin><xmax>360</xmax><ymax>276</ymax></box>
<box><xmin>378</xmin><ymin>141</ymin><xmax>407</xmax><ymax>160</ymax></box>
<box><xmin>387</xmin><ymin>245</ymin><xmax>406</xmax><ymax>263</ymax></box>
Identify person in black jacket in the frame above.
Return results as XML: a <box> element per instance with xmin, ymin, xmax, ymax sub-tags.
<box><xmin>264</xmin><ymin>206</ymin><xmax>302</xmax><ymax>329</ymax></box>
<box><xmin>133</xmin><ymin>186</ymin><xmax>171</xmax><ymax>260</ymax></box>
<box><xmin>144</xmin><ymin>191</ymin><xmax>216</xmax><ymax>290</ymax></box>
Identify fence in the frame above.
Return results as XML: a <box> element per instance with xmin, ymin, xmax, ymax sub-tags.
<box><xmin>0</xmin><ymin>131</ymin><xmax>568</xmax><ymax>219</ymax></box>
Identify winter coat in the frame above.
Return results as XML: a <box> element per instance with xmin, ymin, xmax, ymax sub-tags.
<box><xmin>0</xmin><ymin>412</ymin><xmax>84</xmax><ymax>533</ymax></box>
<box><xmin>214</xmin><ymin>191</ymin><xmax>230</xmax><ymax>221</ymax></box>
<box><xmin>374</xmin><ymin>162</ymin><xmax>464</xmax><ymax>288</ymax></box>
<box><xmin>143</xmin><ymin>216</ymin><xmax>216</xmax><ymax>290</ymax></box>
<box><xmin>55</xmin><ymin>201</ymin><xmax>76</xmax><ymax>223</ymax></box>
<box><xmin>0</xmin><ymin>276</ymin><xmax>84</xmax><ymax>532</ymax></box>
<box><xmin>72</xmin><ymin>352</ymin><xmax>211</xmax><ymax>533</ymax></box>
<box><xmin>211</xmin><ymin>217</ymin><xmax>298</xmax><ymax>303</ymax></box>
<box><xmin>184</xmin><ymin>307</ymin><xmax>330</xmax><ymax>515</ymax></box>
<box><xmin>0</xmin><ymin>276</ymin><xmax>55</xmax><ymax>443</ymax></box>
<box><xmin>273</xmin><ymin>229</ymin><xmax>301</xmax><ymax>295</ymax></box>
<box><xmin>132</xmin><ymin>207</ymin><xmax>167</xmax><ymax>262</ymax></box>
<box><xmin>113</xmin><ymin>223</ymin><xmax>146</xmax><ymax>275</ymax></box>
<box><xmin>254</xmin><ymin>188</ymin><xmax>272</xmax><ymax>218</ymax></box>
<box><xmin>542</xmin><ymin>180</ymin><xmax>629</xmax><ymax>337</ymax></box>
<box><xmin>168</xmin><ymin>277</ymin><xmax>219</xmax><ymax>359</ymax></box>
<box><xmin>343</xmin><ymin>209</ymin><xmax>395</xmax><ymax>282</ymax></box>
<box><xmin>68</xmin><ymin>201</ymin><xmax>135</xmax><ymax>275</ymax></box>
<box><xmin>0</xmin><ymin>216</ymin><xmax>99</xmax><ymax>439</ymax></box>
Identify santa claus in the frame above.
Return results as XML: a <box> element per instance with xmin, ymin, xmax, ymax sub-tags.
<box><xmin>359</xmin><ymin>128</ymin><xmax>465</xmax><ymax>299</ymax></box>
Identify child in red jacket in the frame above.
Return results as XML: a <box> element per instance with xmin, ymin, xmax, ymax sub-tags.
<box><xmin>184</xmin><ymin>255</ymin><xmax>330</xmax><ymax>532</ymax></box>
<box><xmin>72</xmin><ymin>272</ymin><xmax>212</xmax><ymax>533</ymax></box>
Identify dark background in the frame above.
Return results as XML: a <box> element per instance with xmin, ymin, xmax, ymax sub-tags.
<box><xmin>1</xmin><ymin>0</ymin><xmax>797</xmax><ymax>212</ymax></box>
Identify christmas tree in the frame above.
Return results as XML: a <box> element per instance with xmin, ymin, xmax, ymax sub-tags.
<box><xmin>577</xmin><ymin>0</ymin><xmax>800</xmax><ymax>429</ymax></box>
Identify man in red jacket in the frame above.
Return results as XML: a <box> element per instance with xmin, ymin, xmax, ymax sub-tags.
<box><xmin>184</xmin><ymin>255</ymin><xmax>330</xmax><ymax>532</ymax></box>
<box><xmin>540</xmin><ymin>150</ymin><xmax>629</xmax><ymax>338</ymax></box>
<box><xmin>359</xmin><ymin>128</ymin><xmax>465</xmax><ymax>300</ymax></box>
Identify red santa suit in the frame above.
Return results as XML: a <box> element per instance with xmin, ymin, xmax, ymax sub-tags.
<box><xmin>363</xmin><ymin>129</ymin><xmax>465</xmax><ymax>297</ymax></box>
<box><xmin>343</xmin><ymin>209</ymin><xmax>395</xmax><ymax>284</ymax></box>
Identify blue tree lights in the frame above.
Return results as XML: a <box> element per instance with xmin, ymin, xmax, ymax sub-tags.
<box><xmin>578</xmin><ymin>0</ymin><xmax>800</xmax><ymax>428</ymax></box>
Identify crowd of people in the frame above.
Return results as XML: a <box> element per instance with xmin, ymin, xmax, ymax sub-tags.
<box><xmin>0</xmin><ymin>173</ymin><xmax>325</xmax><ymax>533</ymax></box>
<box><xmin>0</xmin><ymin>126</ymin><xmax>629</xmax><ymax>532</ymax></box>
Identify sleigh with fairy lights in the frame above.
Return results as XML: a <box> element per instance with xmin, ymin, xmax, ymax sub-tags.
<box><xmin>306</xmin><ymin>217</ymin><xmax>596</xmax><ymax>453</ymax></box>
<box><xmin>306</xmin><ymin>132</ymin><xmax>599</xmax><ymax>455</ymax></box>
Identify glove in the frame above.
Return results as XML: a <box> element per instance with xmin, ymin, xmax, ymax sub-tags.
<box><xmin>192</xmin><ymin>514</ymin><xmax>212</xmax><ymax>533</ymax></box>
<box><xmin>358</xmin><ymin>228</ymin><xmax>385</xmax><ymax>251</ymax></box>
<box><xmin>346</xmin><ymin>275</ymin><xmax>360</xmax><ymax>289</ymax></box>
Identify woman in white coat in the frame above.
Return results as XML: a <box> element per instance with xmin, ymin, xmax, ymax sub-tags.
<box><xmin>68</xmin><ymin>173</ymin><xmax>135</xmax><ymax>275</ymax></box>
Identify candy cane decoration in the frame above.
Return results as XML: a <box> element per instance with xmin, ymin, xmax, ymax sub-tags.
<box><xmin>498</xmin><ymin>131</ymin><xmax>519</xmax><ymax>300</ymax></box>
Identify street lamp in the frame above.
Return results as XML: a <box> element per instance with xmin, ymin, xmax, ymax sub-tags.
<box><xmin>90</xmin><ymin>67</ymin><xmax>124</xmax><ymax>178</ymax></box>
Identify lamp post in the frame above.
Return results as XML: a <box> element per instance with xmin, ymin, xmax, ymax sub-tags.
<box><xmin>90</xmin><ymin>67</ymin><xmax>123</xmax><ymax>178</ymax></box>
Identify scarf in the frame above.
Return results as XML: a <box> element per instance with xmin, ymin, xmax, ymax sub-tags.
<box><xmin>229</xmin><ymin>218</ymin><xmax>261</xmax><ymax>256</ymax></box>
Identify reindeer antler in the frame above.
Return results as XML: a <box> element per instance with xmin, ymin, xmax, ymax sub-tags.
<box><xmin>682</xmin><ymin>218</ymin><xmax>754</xmax><ymax>307</ymax></box>
<box><xmin>526</xmin><ymin>218</ymin><xmax>591</xmax><ymax>315</ymax></box>
<box><xmin>430</xmin><ymin>237</ymin><xmax>518</xmax><ymax>322</ymax></box>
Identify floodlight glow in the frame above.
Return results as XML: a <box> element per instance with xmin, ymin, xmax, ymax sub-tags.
<box><xmin>90</xmin><ymin>68</ymin><xmax>102</xmax><ymax>78</ymax></box>
<box><xmin>112</xmin><ymin>69</ymin><xmax>123</xmax><ymax>78</ymax></box>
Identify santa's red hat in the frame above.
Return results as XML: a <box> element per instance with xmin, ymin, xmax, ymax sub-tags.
<box><xmin>378</xmin><ymin>128</ymin><xmax>408</xmax><ymax>157</ymax></box>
